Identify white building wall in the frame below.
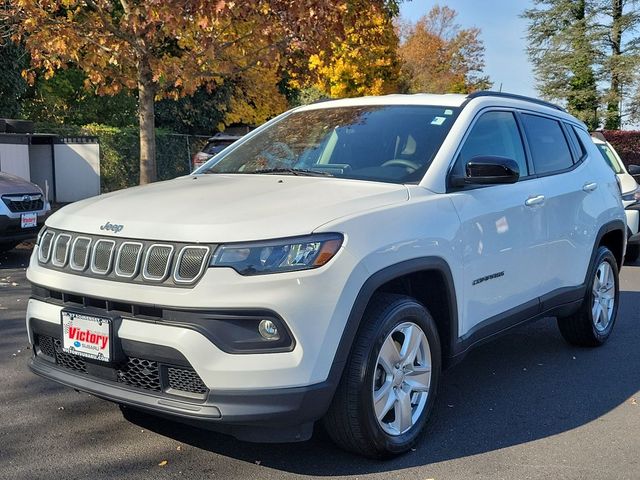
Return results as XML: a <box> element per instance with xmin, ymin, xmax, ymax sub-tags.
<box><xmin>0</xmin><ymin>142</ymin><xmax>30</xmax><ymax>180</ymax></box>
<box><xmin>53</xmin><ymin>141</ymin><xmax>100</xmax><ymax>202</ymax></box>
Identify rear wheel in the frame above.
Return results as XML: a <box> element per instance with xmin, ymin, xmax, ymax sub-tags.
<box><xmin>323</xmin><ymin>293</ymin><xmax>441</xmax><ymax>458</ymax></box>
<box><xmin>557</xmin><ymin>246</ymin><xmax>619</xmax><ymax>347</ymax></box>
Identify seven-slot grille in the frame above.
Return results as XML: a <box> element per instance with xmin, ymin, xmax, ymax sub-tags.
<box><xmin>38</xmin><ymin>229</ymin><xmax>212</xmax><ymax>287</ymax></box>
<box><xmin>2</xmin><ymin>194</ymin><xmax>44</xmax><ymax>212</ymax></box>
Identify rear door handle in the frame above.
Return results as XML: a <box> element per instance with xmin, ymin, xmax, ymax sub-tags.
<box><xmin>525</xmin><ymin>195</ymin><xmax>545</xmax><ymax>207</ymax></box>
<box><xmin>583</xmin><ymin>182</ymin><xmax>598</xmax><ymax>192</ymax></box>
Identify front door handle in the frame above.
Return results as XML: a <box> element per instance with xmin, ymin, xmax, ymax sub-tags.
<box><xmin>583</xmin><ymin>182</ymin><xmax>598</xmax><ymax>192</ymax></box>
<box><xmin>525</xmin><ymin>195</ymin><xmax>545</xmax><ymax>207</ymax></box>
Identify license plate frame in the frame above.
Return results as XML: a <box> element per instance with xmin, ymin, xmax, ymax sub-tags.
<box><xmin>21</xmin><ymin>212</ymin><xmax>37</xmax><ymax>229</ymax></box>
<box><xmin>61</xmin><ymin>310</ymin><xmax>113</xmax><ymax>363</ymax></box>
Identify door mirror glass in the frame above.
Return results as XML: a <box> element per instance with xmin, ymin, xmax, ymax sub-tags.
<box><xmin>451</xmin><ymin>155</ymin><xmax>520</xmax><ymax>186</ymax></box>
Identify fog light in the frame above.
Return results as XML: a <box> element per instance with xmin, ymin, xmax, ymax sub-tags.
<box><xmin>258</xmin><ymin>319</ymin><xmax>280</xmax><ymax>341</ymax></box>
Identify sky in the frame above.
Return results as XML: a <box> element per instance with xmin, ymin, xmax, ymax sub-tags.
<box><xmin>399</xmin><ymin>0</ymin><xmax>538</xmax><ymax>98</ymax></box>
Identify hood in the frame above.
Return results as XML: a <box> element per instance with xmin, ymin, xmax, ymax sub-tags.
<box><xmin>47</xmin><ymin>174</ymin><xmax>409</xmax><ymax>242</ymax></box>
<box><xmin>0</xmin><ymin>172</ymin><xmax>43</xmax><ymax>195</ymax></box>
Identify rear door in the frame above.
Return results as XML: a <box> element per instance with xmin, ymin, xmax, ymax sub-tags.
<box><xmin>519</xmin><ymin>114</ymin><xmax>598</xmax><ymax>296</ymax></box>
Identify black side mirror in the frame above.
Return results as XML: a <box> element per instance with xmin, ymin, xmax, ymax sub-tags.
<box><xmin>627</xmin><ymin>164</ymin><xmax>640</xmax><ymax>176</ymax></box>
<box><xmin>450</xmin><ymin>155</ymin><xmax>520</xmax><ymax>187</ymax></box>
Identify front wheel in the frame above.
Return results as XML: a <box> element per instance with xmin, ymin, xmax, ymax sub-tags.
<box><xmin>323</xmin><ymin>293</ymin><xmax>441</xmax><ymax>458</ymax></box>
<box><xmin>557</xmin><ymin>246</ymin><xmax>619</xmax><ymax>347</ymax></box>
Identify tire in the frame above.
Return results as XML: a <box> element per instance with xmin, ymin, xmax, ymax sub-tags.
<box><xmin>323</xmin><ymin>293</ymin><xmax>441</xmax><ymax>458</ymax></box>
<box><xmin>557</xmin><ymin>246</ymin><xmax>619</xmax><ymax>347</ymax></box>
<box><xmin>625</xmin><ymin>244</ymin><xmax>639</xmax><ymax>264</ymax></box>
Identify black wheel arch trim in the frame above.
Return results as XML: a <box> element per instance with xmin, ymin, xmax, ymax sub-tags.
<box><xmin>589</xmin><ymin>219</ymin><xmax>626</xmax><ymax>271</ymax></box>
<box><xmin>326</xmin><ymin>256</ymin><xmax>459</xmax><ymax>387</ymax></box>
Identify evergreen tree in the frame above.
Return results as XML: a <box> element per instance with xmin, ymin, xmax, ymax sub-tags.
<box><xmin>599</xmin><ymin>0</ymin><xmax>640</xmax><ymax>129</ymax></box>
<box><xmin>524</xmin><ymin>0</ymin><xmax>599</xmax><ymax>129</ymax></box>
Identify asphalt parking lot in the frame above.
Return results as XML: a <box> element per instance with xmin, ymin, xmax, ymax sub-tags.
<box><xmin>1</xmin><ymin>245</ymin><xmax>639</xmax><ymax>480</ymax></box>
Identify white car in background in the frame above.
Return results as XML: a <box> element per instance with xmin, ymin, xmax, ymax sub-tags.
<box><xmin>591</xmin><ymin>133</ymin><xmax>640</xmax><ymax>263</ymax></box>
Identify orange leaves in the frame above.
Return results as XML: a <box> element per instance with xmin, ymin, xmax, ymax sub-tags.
<box><xmin>398</xmin><ymin>6</ymin><xmax>490</xmax><ymax>94</ymax></box>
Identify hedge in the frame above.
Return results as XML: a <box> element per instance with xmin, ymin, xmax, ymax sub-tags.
<box><xmin>36</xmin><ymin>122</ymin><xmax>209</xmax><ymax>192</ymax></box>
<box><xmin>602</xmin><ymin>130</ymin><xmax>640</xmax><ymax>168</ymax></box>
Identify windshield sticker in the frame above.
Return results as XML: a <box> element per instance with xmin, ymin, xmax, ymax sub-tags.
<box><xmin>444</xmin><ymin>109</ymin><xmax>454</xmax><ymax>116</ymax></box>
<box><xmin>431</xmin><ymin>116</ymin><xmax>446</xmax><ymax>126</ymax></box>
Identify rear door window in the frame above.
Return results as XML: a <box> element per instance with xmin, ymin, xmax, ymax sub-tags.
<box><xmin>521</xmin><ymin>114</ymin><xmax>574</xmax><ymax>175</ymax></box>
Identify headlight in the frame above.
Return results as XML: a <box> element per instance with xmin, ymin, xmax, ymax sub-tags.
<box><xmin>622</xmin><ymin>187</ymin><xmax>640</xmax><ymax>202</ymax></box>
<box><xmin>210</xmin><ymin>233</ymin><xmax>343</xmax><ymax>275</ymax></box>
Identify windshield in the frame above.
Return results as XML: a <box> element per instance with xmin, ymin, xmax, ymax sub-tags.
<box><xmin>596</xmin><ymin>144</ymin><xmax>624</xmax><ymax>174</ymax></box>
<box><xmin>200</xmin><ymin>105</ymin><xmax>459</xmax><ymax>183</ymax></box>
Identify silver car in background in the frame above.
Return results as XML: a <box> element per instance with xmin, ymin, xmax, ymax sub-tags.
<box><xmin>0</xmin><ymin>172</ymin><xmax>51</xmax><ymax>252</ymax></box>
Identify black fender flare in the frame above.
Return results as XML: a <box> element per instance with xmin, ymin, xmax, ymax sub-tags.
<box><xmin>588</xmin><ymin>219</ymin><xmax>626</xmax><ymax>275</ymax></box>
<box><xmin>325</xmin><ymin>256</ymin><xmax>458</xmax><ymax>390</ymax></box>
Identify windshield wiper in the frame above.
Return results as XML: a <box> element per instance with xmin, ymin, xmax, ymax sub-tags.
<box><xmin>249</xmin><ymin>168</ymin><xmax>333</xmax><ymax>177</ymax></box>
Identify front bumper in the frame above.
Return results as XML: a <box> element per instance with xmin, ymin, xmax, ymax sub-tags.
<box><xmin>29</xmin><ymin>347</ymin><xmax>335</xmax><ymax>441</ymax></box>
<box><xmin>26</xmin><ymin>244</ymin><xmax>367</xmax><ymax>389</ymax></box>
<box><xmin>27</xmin><ymin>299</ymin><xmax>338</xmax><ymax>442</ymax></box>
<box><xmin>29</xmin><ymin>355</ymin><xmax>333</xmax><ymax>442</ymax></box>
<box><xmin>25</xmin><ymin>241</ymin><xmax>369</xmax><ymax>439</ymax></box>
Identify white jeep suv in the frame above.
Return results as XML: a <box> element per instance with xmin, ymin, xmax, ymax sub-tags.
<box><xmin>26</xmin><ymin>92</ymin><xmax>626</xmax><ymax>457</ymax></box>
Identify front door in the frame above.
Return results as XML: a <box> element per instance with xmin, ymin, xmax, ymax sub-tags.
<box><xmin>449</xmin><ymin>110</ymin><xmax>548</xmax><ymax>337</ymax></box>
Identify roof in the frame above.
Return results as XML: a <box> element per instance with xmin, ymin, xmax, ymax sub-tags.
<box><xmin>296</xmin><ymin>91</ymin><xmax>566</xmax><ymax>114</ymax></box>
<box><xmin>297</xmin><ymin>93</ymin><xmax>468</xmax><ymax>111</ymax></box>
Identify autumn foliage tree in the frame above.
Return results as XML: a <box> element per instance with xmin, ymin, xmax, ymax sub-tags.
<box><xmin>297</xmin><ymin>1</ymin><xmax>401</xmax><ymax>98</ymax></box>
<box><xmin>398</xmin><ymin>6</ymin><xmax>491</xmax><ymax>94</ymax></box>
<box><xmin>5</xmin><ymin>0</ymin><xmax>350</xmax><ymax>184</ymax></box>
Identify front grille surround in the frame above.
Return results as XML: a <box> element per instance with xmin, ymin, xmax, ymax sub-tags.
<box><xmin>38</xmin><ymin>228</ymin><xmax>213</xmax><ymax>287</ymax></box>
<box><xmin>69</xmin><ymin>236</ymin><xmax>92</xmax><ymax>271</ymax></box>
<box><xmin>38</xmin><ymin>230</ymin><xmax>55</xmax><ymax>263</ymax></box>
<box><xmin>143</xmin><ymin>244</ymin><xmax>174</xmax><ymax>281</ymax></box>
<box><xmin>115</xmin><ymin>242</ymin><xmax>143</xmax><ymax>278</ymax></box>
<box><xmin>52</xmin><ymin>234</ymin><xmax>72</xmax><ymax>267</ymax></box>
<box><xmin>91</xmin><ymin>239</ymin><xmax>116</xmax><ymax>275</ymax></box>
<box><xmin>174</xmin><ymin>246</ymin><xmax>210</xmax><ymax>284</ymax></box>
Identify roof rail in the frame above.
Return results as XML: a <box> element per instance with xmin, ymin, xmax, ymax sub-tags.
<box><xmin>466</xmin><ymin>91</ymin><xmax>566</xmax><ymax>112</ymax></box>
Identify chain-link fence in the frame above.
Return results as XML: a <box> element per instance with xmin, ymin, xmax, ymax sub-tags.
<box><xmin>157</xmin><ymin>133</ymin><xmax>210</xmax><ymax>181</ymax></box>
<box><xmin>36</xmin><ymin>123</ymin><xmax>213</xmax><ymax>193</ymax></box>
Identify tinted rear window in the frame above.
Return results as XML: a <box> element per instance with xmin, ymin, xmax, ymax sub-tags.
<box><xmin>521</xmin><ymin>114</ymin><xmax>573</xmax><ymax>174</ymax></box>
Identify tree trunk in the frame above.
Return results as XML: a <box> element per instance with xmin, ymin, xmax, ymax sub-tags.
<box><xmin>606</xmin><ymin>0</ymin><xmax>623</xmax><ymax>130</ymax></box>
<box><xmin>138</xmin><ymin>55</ymin><xmax>157</xmax><ymax>184</ymax></box>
